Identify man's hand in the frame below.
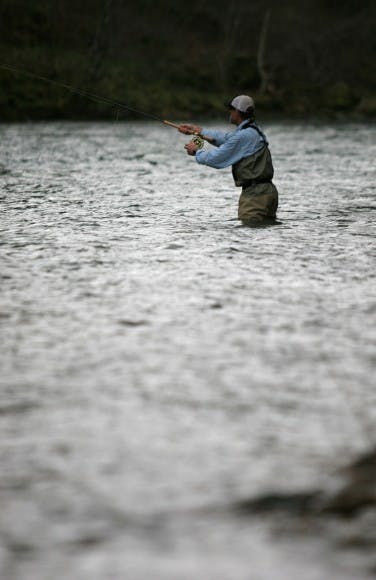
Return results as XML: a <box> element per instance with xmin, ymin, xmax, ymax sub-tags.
<box><xmin>178</xmin><ymin>124</ymin><xmax>202</xmax><ymax>136</ymax></box>
<box><xmin>184</xmin><ymin>141</ymin><xmax>199</xmax><ymax>156</ymax></box>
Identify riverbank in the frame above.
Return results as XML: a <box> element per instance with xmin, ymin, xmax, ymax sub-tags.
<box><xmin>1</xmin><ymin>1</ymin><xmax>375</xmax><ymax>124</ymax></box>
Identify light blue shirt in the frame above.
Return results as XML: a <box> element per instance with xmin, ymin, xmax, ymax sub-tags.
<box><xmin>195</xmin><ymin>120</ymin><xmax>268</xmax><ymax>169</ymax></box>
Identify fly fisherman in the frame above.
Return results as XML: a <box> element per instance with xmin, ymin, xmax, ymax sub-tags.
<box><xmin>178</xmin><ymin>95</ymin><xmax>279</xmax><ymax>226</ymax></box>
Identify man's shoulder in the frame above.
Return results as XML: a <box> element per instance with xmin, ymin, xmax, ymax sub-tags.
<box><xmin>233</xmin><ymin>126</ymin><xmax>258</xmax><ymax>140</ymax></box>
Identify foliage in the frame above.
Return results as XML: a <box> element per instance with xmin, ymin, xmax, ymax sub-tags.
<box><xmin>0</xmin><ymin>0</ymin><xmax>375</xmax><ymax>120</ymax></box>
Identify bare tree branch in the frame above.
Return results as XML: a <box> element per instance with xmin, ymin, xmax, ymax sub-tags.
<box><xmin>257</xmin><ymin>9</ymin><xmax>271</xmax><ymax>94</ymax></box>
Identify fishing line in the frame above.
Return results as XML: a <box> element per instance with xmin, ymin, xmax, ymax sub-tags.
<box><xmin>0</xmin><ymin>63</ymin><xmax>205</xmax><ymax>146</ymax></box>
<box><xmin>0</xmin><ymin>63</ymin><xmax>164</xmax><ymax>122</ymax></box>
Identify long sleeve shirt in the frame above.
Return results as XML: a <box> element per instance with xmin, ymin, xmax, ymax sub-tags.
<box><xmin>195</xmin><ymin>120</ymin><xmax>268</xmax><ymax>169</ymax></box>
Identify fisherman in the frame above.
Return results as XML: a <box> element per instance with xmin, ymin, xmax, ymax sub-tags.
<box><xmin>178</xmin><ymin>95</ymin><xmax>279</xmax><ymax>226</ymax></box>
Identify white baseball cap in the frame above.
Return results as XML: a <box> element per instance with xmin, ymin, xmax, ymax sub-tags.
<box><xmin>228</xmin><ymin>95</ymin><xmax>255</xmax><ymax>113</ymax></box>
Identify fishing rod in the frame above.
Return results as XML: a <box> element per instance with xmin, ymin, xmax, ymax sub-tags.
<box><xmin>0</xmin><ymin>63</ymin><xmax>205</xmax><ymax>147</ymax></box>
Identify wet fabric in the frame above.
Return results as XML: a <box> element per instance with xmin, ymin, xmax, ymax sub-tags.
<box><xmin>238</xmin><ymin>189</ymin><xmax>278</xmax><ymax>223</ymax></box>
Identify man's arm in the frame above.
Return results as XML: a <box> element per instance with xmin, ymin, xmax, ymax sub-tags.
<box><xmin>178</xmin><ymin>124</ymin><xmax>229</xmax><ymax>146</ymax></box>
<box><xmin>192</xmin><ymin>131</ymin><xmax>246</xmax><ymax>169</ymax></box>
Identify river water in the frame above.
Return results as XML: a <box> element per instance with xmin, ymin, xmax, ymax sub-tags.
<box><xmin>0</xmin><ymin>120</ymin><xmax>375</xmax><ymax>579</ymax></box>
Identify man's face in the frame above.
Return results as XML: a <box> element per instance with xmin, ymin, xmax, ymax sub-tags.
<box><xmin>229</xmin><ymin>108</ymin><xmax>241</xmax><ymax>125</ymax></box>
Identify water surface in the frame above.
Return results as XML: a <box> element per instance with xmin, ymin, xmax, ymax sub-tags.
<box><xmin>0</xmin><ymin>120</ymin><xmax>375</xmax><ymax>579</ymax></box>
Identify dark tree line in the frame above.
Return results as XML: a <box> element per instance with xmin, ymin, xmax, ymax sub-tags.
<box><xmin>0</xmin><ymin>0</ymin><xmax>375</xmax><ymax>119</ymax></box>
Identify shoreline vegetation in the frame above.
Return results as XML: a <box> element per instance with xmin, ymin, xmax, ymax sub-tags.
<box><xmin>1</xmin><ymin>80</ymin><xmax>376</xmax><ymax>123</ymax></box>
<box><xmin>1</xmin><ymin>0</ymin><xmax>375</xmax><ymax>122</ymax></box>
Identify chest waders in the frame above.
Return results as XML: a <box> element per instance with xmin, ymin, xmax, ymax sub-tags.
<box><xmin>232</xmin><ymin>122</ymin><xmax>279</xmax><ymax>224</ymax></box>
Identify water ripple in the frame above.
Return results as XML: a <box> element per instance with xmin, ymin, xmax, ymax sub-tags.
<box><xmin>0</xmin><ymin>120</ymin><xmax>375</xmax><ymax>580</ymax></box>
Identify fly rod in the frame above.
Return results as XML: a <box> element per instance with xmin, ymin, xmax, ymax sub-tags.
<box><xmin>0</xmin><ymin>63</ymin><xmax>206</xmax><ymax>145</ymax></box>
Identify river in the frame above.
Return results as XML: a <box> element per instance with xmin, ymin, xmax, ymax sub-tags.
<box><xmin>0</xmin><ymin>120</ymin><xmax>375</xmax><ymax>579</ymax></box>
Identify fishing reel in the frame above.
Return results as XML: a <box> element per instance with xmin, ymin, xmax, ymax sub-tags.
<box><xmin>190</xmin><ymin>135</ymin><xmax>204</xmax><ymax>149</ymax></box>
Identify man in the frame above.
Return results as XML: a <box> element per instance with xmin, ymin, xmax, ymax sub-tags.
<box><xmin>178</xmin><ymin>95</ymin><xmax>279</xmax><ymax>226</ymax></box>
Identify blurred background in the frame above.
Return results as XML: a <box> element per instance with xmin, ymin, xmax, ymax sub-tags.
<box><xmin>0</xmin><ymin>0</ymin><xmax>375</xmax><ymax>120</ymax></box>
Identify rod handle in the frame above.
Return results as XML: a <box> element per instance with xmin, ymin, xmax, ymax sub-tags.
<box><xmin>164</xmin><ymin>119</ymin><xmax>215</xmax><ymax>145</ymax></box>
<box><xmin>163</xmin><ymin>120</ymin><xmax>180</xmax><ymax>129</ymax></box>
<box><xmin>163</xmin><ymin>119</ymin><xmax>206</xmax><ymax>138</ymax></box>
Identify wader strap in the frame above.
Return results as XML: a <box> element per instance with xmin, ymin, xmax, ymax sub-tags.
<box><xmin>240</xmin><ymin>121</ymin><xmax>268</xmax><ymax>146</ymax></box>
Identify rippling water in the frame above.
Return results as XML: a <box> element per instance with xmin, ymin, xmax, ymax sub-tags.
<box><xmin>0</xmin><ymin>120</ymin><xmax>375</xmax><ymax>579</ymax></box>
